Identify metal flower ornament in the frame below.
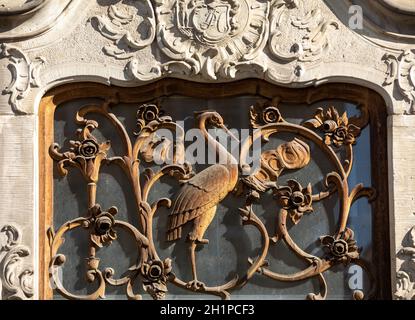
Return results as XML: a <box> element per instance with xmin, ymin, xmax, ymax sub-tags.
<box><xmin>47</xmin><ymin>97</ymin><xmax>376</xmax><ymax>300</ymax></box>
<box><xmin>321</xmin><ymin>228</ymin><xmax>360</xmax><ymax>264</ymax></box>
<box><xmin>276</xmin><ymin>180</ymin><xmax>313</xmax><ymax>224</ymax></box>
<box><xmin>304</xmin><ymin>106</ymin><xmax>361</xmax><ymax>147</ymax></box>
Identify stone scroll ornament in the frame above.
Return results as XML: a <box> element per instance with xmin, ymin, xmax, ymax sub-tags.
<box><xmin>90</xmin><ymin>0</ymin><xmax>338</xmax><ymax>81</ymax></box>
<box><xmin>395</xmin><ymin>226</ymin><xmax>415</xmax><ymax>300</ymax></box>
<box><xmin>0</xmin><ymin>44</ymin><xmax>45</xmax><ymax>114</ymax></box>
<box><xmin>47</xmin><ymin>97</ymin><xmax>375</xmax><ymax>300</ymax></box>
<box><xmin>0</xmin><ymin>225</ymin><xmax>34</xmax><ymax>300</ymax></box>
<box><xmin>383</xmin><ymin>49</ymin><xmax>415</xmax><ymax>114</ymax></box>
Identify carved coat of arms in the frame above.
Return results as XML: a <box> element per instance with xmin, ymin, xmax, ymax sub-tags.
<box><xmin>177</xmin><ymin>0</ymin><xmax>236</xmax><ymax>44</ymax></box>
<box><xmin>156</xmin><ymin>0</ymin><xmax>269</xmax><ymax>79</ymax></box>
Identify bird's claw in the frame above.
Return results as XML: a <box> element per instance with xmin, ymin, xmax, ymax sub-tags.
<box><xmin>186</xmin><ymin>234</ymin><xmax>209</xmax><ymax>245</ymax></box>
<box><xmin>186</xmin><ymin>280</ymin><xmax>206</xmax><ymax>291</ymax></box>
<box><xmin>196</xmin><ymin>238</ymin><xmax>209</xmax><ymax>245</ymax></box>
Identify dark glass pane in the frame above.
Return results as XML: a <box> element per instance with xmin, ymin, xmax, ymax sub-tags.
<box><xmin>52</xmin><ymin>96</ymin><xmax>373</xmax><ymax>299</ymax></box>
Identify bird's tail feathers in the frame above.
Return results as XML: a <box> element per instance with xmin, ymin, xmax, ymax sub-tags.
<box><xmin>166</xmin><ymin>227</ymin><xmax>182</xmax><ymax>242</ymax></box>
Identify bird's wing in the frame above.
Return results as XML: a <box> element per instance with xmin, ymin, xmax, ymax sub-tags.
<box><xmin>168</xmin><ymin>165</ymin><xmax>230</xmax><ymax>230</ymax></box>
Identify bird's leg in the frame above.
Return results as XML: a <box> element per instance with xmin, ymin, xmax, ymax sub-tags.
<box><xmin>190</xmin><ymin>241</ymin><xmax>197</xmax><ymax>281</ymax></box>
<box><xmin>185</xmin><ymin>210</ymin><xmax>216</xmax><ymax>291</ymax></box>
<box><xmin>186</xmin><ymin>240</ymin><xmax>205</xmax><ymax>291</ymax></box>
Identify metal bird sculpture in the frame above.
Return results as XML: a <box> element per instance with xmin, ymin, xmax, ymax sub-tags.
<box><xmin>166</xmin><ymin>111</ymin><xmax>238</xmax><ymax>290</ymax></box>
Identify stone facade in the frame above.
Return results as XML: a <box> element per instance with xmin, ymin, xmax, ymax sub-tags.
<box><xmin>0</xmin><ymin>0</ymin><xmax>414</xmax><ymax>299</ymax></box>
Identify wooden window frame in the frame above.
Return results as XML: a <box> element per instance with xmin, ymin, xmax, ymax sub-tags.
<box><xmin>38</xmin><ymin>79</ymin><xmax>391</xmax><ymax>299</ymax></box>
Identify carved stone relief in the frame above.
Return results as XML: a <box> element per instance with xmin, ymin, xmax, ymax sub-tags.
<box><xmin>0</xmin><ymin>44</ymin><xmax>45</xmax><ymax>114</ymax></box>
<box><xmin>0</xmin><ymin>0</ymin><xmax>79</xmax><ymax>41</ymax></box>
<box><xmin>0</xmin><ymin>225</ymin><xmax>34</xmax><ymax>300</ymax></box>
<box><xmin>90</xmin><ymin>0</ymin><xmax>338</xmax><ymax>82</ymax></box>
<box><xmin>155</xmin><ymin>0</ymin><xmax>269</xmax><ymax>80</ymax></box>
<box><xmin>268</xmin><ymin>0</ymin><xmax>338</xmax><ymax>77</ymax></box>
<box><xmin>395</xmin><ymin>226</ymin><xmax>415</xmax><ymax>300</ymax></box>
<box><xmin>383</xmin><ymin>49</ymin><xmax>415</xmax><ymax>114</ymax></box>
<box><xmin>90</xmin><ymin>1</ymin><xmax>156</xmax><ymax>60</ymax></box>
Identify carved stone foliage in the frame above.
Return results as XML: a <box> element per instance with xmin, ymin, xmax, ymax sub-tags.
<box><xmin>268</xmin><ymin>0</ymin><xmax>338</xmax><ymax>78</ymax></box>
<box><xmin>47</xmin><ymin>94</ymin><xmax>375</xmax><ymax>300</ymax></box>
<box><xmin>0</xmin><ymin>44</ymin><xmax>45</xmax><ymax>114</ymax></box>
<box><xmin>0</xmin><ymin>225</ymin><xmax>34</xmax><ymax>300</ymax></box>
<box><xmin>395</xmin><ymin>226</ymin><xmax>415</xmax><ymax>300</ymax></box>
<box><xmin>90</xmin><ymin>0</ymin><xmax>338</xmax><ymax>81</ymax></box>
<box><xmin>383</xmin><ymin>49</ymin><xmax>415</xmax><ymax>114</ymax></box>
<box><xmin>90</xmin><ymin>1</ymin><xmax>156</xmax><ymax>60</ymax></box>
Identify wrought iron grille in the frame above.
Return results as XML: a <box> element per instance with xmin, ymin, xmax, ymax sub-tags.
<box><xmin>39</xmin><ymin>81</ymin><xmax>390</xmax><ymax>300</ymax></box>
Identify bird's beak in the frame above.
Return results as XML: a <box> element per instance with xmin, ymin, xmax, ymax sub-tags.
<box><xmin>220</xmin><ymin>124</ymin><xmax>240</xmax><ymax>143</ymax></box>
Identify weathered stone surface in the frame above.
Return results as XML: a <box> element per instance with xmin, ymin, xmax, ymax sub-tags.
<box><xmin>0</xmin><ymin>115</ymin><xmax>35</xmax><ymax>299</ymax></box>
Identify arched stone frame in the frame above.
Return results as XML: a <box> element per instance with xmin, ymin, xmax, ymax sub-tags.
<box><xmin>0</xmin><ymin>0</ymin><xmax>414</xmax><ymax>299</ymax></box>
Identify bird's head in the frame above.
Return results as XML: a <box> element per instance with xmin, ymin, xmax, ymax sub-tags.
<box><xmin>195</xmin><ymin>110</ymin><xmax>224</xmax><ymax>128</ymax></box>
<box><xmin>195</xmin><ymin>110</ymin><xmax>239</xmax><ymax>142</ymax></box>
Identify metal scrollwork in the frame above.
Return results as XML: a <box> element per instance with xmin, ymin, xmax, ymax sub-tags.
<box><xmin>48</xmin><ymin>96</ymin><xmax>375</xmax><ymax>300</ymax></box>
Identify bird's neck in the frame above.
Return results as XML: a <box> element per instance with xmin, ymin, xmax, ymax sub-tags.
<box><xmin>200</xmin><ymin>120</ymin><xmax>239</xmax><ymax>190</ymax></box>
